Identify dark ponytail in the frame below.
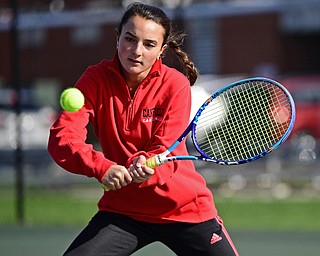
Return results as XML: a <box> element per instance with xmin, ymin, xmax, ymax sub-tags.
<box><xmin>166</xmin><ymin>31</ymin><xmax>199</xmax><ymax>86</ymax></box>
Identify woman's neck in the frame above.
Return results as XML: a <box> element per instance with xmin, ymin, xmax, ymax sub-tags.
<box><xmin>120</xmin><ymin>67</ymin><xmax>148</xmax><ymax>96</ymax></box>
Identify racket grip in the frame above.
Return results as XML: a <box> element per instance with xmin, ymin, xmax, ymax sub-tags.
<box><xmin>145</xmin><ymin>156</ymin><xmax>160</xmax><ymax>168</ymax></box>
<box><xmin>101</xmin><ymin>183</ymin><xmax>110</xmax><ymax>191</ymax></box>
<box><xmin>101</xmin><ymin>157</ymin><xmax>159</xmax><ymax>191</ymax></box>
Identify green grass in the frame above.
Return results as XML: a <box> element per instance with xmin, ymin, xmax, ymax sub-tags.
<box><xmin>0</xmin><ymin>186</ymin><xmax>99</xmax><ymax>226</ymax></box>
<box><xmin>1</xmin><ymin>186</ymin><xmax>320</xmax><ymax>231</ymax></box>
<box><xmin>215</xmin><ymin>197</ymin><xmax>320</xmax><ymax>231</ymax></box>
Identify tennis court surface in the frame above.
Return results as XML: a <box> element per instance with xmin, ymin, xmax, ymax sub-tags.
<box><xmin>1</xmin><ymin>226</ymin><xmax>319</xmax><ymax>256</ymax></box>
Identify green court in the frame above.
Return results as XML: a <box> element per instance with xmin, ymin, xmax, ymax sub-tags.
<box><xmin>1</xmin><ymin>184</ymin><xmax>320</xmax><ymax>255</ymax></box>
<box><xmin>1</xmin><ymin>226</ymin><xmax>319</xmax><ymax>256</ymax></box>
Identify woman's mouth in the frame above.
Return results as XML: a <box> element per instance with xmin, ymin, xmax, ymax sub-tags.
<box><xmin>128</xmin><ymin>58</ymin><xmax>142</xmax><ymax>65</ymax></box>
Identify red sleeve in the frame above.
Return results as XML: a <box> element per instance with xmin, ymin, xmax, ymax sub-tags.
<box><xmin>47</xmin><ymin>97</ymin><xmax>116</xmax><ymax>183</ymax></box>
<box><xmin>48</xmin><ymin>62</ymin><xmax>118</xmax><ymax>182</ymax></box>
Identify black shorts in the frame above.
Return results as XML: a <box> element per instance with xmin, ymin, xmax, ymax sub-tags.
<box><xmin>63</xmin><ymin>212</ymin><xmax>239</xmax><ymax>256</ymax></box>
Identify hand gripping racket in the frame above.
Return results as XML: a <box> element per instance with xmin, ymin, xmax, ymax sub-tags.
<box><xmin>102</xmin><ymin>77</ymin><xmax>295</xmax><ymax>190</ymax></box>
<box><xmin>145</xmin><ymin>77</ymin><xmax>295</xmax><ymax>167</ymax></box>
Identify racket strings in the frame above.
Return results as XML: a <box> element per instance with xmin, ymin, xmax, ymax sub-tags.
<box><xmin>268</xmin><ymin>85</ymin><xmax>292</xmax><ymax>136</ymax></box>
<box><xmin>223</xmin><ymin>84</ymin><xmax>270</xmax><ymax>159</ymax></box>
<box><xmin>194</xmin><ymin>81</ymin><xmax>292</xmax><ymax>161</ymax></box>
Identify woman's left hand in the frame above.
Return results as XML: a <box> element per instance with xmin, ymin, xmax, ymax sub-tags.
<box><xmin>129</xmin><ymin>155</ymin><xmax>155</xmax><ymax>183</ymax></box>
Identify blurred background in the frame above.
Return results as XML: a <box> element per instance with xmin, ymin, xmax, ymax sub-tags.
<box><xmin>0</xmin><ymin>0</ymin><xmax>320</xmax><ymax>255</ymax></box>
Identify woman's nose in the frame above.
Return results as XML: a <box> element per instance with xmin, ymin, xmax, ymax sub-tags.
<box><xmin>132</xmin><ymin>42</ymin><xmax>143</xmax><ymax>56</ymax></box>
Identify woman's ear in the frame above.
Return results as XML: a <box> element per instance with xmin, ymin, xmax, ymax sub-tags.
<box><xmin>115</xmin><ymin>30</ymin><xmax>120</xmax><ymax>48</ymax></box>
<box><xmin>158</xmin><ymin>44</ymin><xmax>167</xmax><ymax>59</ymax></box>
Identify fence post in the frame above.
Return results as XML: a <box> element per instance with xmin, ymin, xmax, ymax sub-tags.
<box><xmin>11</xmin><ymin>0</ymin><xmax>24</xmax><ymax>225</ymax></box>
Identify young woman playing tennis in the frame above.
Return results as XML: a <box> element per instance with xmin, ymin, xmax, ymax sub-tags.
<box><xmin>48</xmin><ymin>2</ymin><xmax>239</xmax><ymax>255</ymax></box>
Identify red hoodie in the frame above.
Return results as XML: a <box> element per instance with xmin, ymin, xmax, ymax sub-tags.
<box><xmin>48</xmin><ymin>54</ymin><xmax>217</xmax><ymax>223</ymax></box>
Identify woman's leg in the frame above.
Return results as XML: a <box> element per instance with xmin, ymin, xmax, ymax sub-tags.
<box><xmin>63</xmin><ymin>212</ymin><xmax>154</xmax><ymax>256</ymax></box>
<box><xmin>160</xmin><ymin>216</ymin><xmax>239</xmax><ymax>256</ymax></box>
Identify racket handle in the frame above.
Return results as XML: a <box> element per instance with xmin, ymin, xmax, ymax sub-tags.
<box><xmin>145</xmin><ymin>156</ymin><xmax>160</xmax><ymax>168</ymax></box>
<box><xmin>101</xmin><ymin>183</ymin><xmax>110</xmax><ymax>191</ymax></box>
<box><xmin>101</xmin><ymin>157</ymin><xmax>159</xmax><ymax>191</ymax></box>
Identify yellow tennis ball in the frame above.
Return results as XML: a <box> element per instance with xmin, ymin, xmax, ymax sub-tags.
<box><xmin>60</xmin><ymin>88</ymin><xmax>85</xmax><ymax>112</ymax></box>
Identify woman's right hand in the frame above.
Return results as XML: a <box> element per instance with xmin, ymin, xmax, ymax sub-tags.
<box><xmin>101</xmin><ymin>165</ymin><xmax>133</xmax><ymax>191</ymax></box>
<box><xmin>128</xmin><ymin>155</ymin><xmax>155</xmax><ymax>183</ymax></box>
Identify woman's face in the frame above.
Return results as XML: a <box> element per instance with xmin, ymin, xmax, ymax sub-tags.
<box><xmin>117</xmin><ymin>15</ymin><xmax>167</xmax><ymax>83</ymax></box>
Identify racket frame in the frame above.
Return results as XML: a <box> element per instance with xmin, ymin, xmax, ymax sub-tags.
<box><xmin>146</xmin><ymin>77</ymin><xmax>296</xmax><ymax>167</ymax></box>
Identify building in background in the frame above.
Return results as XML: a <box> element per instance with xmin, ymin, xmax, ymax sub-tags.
<box><xmin>0</xmin><ymin>0</ymin><xmax>319</xmax><ymax>89</ymax></box>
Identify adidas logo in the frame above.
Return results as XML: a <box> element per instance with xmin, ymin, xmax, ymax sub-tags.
<box><xmin>210</xmin><ymin>233</ymin><xmax>222</xmax><ymax>244</ymax></box>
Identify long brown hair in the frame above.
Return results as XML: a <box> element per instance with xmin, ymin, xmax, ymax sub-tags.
<box><xmin>117</xmin><ymin>2</ymin><xmax>199</xmax><ymax>86</ymax></box>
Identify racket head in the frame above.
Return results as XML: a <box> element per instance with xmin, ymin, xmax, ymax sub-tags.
<box><xmin>190</xmin><ymin>77</ymin><xmax>296</xmax><ymax>165</ymax></box>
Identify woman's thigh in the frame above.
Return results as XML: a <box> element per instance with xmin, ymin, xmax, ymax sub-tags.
<box><xmin>159</xmin><ymin>217</ymin><xmax>239</xmax><ymax>256</ymax></box>
<box><xmin>63</xmin><ymin>212</ymin><xmax>154</xmax><ymax>256</ymax></box>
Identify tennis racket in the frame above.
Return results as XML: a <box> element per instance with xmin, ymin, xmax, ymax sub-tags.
<box><xmin>145</xmin><ymin>77</ymin><xmax>296</xmax><ymax>167</ymax></box>
<box><xmin>102</xmin><ymin>77</ymin><xmax>295</xmax><ymax>191</ymax></box>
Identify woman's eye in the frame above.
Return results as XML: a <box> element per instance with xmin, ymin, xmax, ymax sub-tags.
<box><xmin>144</xmin><ymin>41</ymin><xmax>157</xmax><ymax>48</ymax></box>
<box><xmin>145</xmin><ymin>43</ymin><xmax>155</xmax><ymax>48</ymax></box>
<box><xmin>125</xmin><ymin>37</ymin><xmax>134</xmax><ymax>42</ymax></box>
